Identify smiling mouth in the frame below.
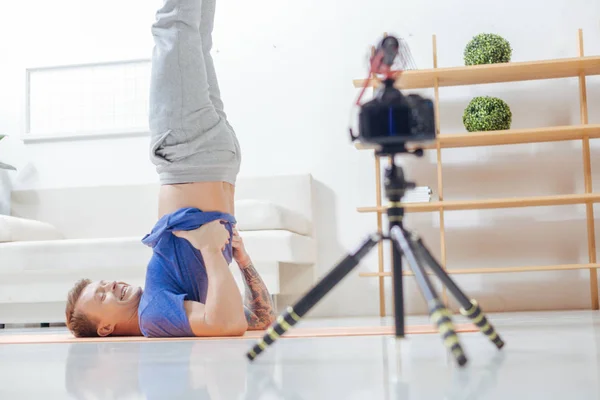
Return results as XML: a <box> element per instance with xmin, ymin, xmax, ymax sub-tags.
<box><xmin>120</xmin><ymin>285</ymin><xmax>127</xmax><ymax>301</ymax></box>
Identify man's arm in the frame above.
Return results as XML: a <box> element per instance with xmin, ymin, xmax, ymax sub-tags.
<box><xmin>232</xmin><ymin>228</ymin><xmax>276</xmax><ymax>330</ymax></box>
<box><xmin>174</xmin><ymin>221</ymin><xmax>248</xmax><ymax>336</ymax></box>
<box><xmin>239</xmin><ymin>258</ymin><xmax>277</xmax><ymax>330</ymax></box>
<box><xmin>187</xmin><ymin>248</ymin><xmax>247</xmax><ymax>336</ymax></box>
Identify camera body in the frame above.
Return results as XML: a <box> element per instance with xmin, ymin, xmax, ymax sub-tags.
<box><xmin>356</xmin><ymin>78</ymin><xmax>436</xmax><ymax>149</ymax></box>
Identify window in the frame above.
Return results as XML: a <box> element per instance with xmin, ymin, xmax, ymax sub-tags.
<box><xmin>25</xmin><ymin>59</ymin><xmax>151</xmax><ymax>141</ymax></box>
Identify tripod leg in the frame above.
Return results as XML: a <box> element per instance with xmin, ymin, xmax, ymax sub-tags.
<box><xmin>389</xmin><ymin>226</ymin><xmax>468</xmax><ymax>367</ymax></box>
<box><xmin>246</xmin><ymin>233</ymin><xmax>382</xmax><ymax>361</ymax></box>
<box><xmin>391</xmin><ymin>227</ymin><xmax>405</xmax><ymax>338</ymax></box>
<box><xmin>409</xmin><ymin>233</ymin><xmax>505</xmax><ymax>350</ymax></box>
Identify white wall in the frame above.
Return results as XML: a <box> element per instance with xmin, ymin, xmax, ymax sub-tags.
<box><xmin>2</xmin><ymin>0</ymin><xmax>600</xmax><ymax>317</ymax></box>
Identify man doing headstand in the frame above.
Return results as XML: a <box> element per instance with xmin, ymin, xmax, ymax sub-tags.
<box><xmin>64</xmin><ymin>0</ymin><xmax>275</xmax><ymax>338</ymax></box>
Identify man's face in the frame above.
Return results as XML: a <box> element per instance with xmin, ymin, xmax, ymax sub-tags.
<box><xmin>76</xmin><ymin>280</ymin><xmax>142</xmax><ymax>336</ymax></box>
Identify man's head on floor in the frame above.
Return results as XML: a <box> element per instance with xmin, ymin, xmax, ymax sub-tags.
<box><xmin>65</xmin><ymin>279</ymin><xmax>143</xmax><ymax>337</ymax></box>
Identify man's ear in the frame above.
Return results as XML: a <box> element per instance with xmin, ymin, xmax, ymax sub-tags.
<box><xmin>97</xmin><ymin>323</ymin><xmax>114</xmax><ymax>337</ymax></box>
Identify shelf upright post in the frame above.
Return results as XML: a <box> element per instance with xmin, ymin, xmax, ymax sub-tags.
<box><xmin>577</xmin><ymin>28</ymin><xmax>599</xmax><ymax>310</ymax></box>
<box><xmin>431</xmin><ymin>34</ymin><xmax>449</xmax><ymax>308</ymax></box>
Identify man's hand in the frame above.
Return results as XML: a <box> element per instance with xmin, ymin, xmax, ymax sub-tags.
<box><xmin>232</xmin><ymin>227</ymin><xmax>250</xmax><ymax>267</ymax></box>
<box><xmin>173</xmin><ymin>220</ymin><xmax>231</xmax><ymax>253</ymax></box>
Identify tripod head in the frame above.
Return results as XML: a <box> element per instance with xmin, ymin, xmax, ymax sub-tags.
<box><xmin>383</xmin><ymin>158</ymin><xmax>415</xmax><ymax>204</ymax></box>
<box><xmin>376</xmin><ymin>145</ymin><xmax>422</xmax><ymax>205</ymax></box>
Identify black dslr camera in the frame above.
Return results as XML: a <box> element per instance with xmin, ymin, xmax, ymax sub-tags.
<box><xmin>351</xmin><ymin>35</ymin><xmax>436</xmax><ymax>154</ymax></box>
<box><xmin>358</xmin><ymin>81</ymin><xmax>436</xmax><ymax>146</ymax></box>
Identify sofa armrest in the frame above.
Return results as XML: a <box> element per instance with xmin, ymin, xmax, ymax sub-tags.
<box><xmin>0</xmin><ymin>215</ymin><xmax>64</xmax><ymax>243</ymax></box>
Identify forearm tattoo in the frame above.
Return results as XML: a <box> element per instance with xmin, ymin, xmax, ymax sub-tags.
<box><xmin>241</xmin><ymin>262</ymin><xmax>276</xmax><ymax>330</ymax></box>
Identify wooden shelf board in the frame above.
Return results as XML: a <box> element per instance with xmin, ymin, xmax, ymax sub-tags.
<box><xmin>357</xmin><ymin>192</ymin><xmax>600</xmax><ymax>213</ymax></box>
<box><xmin>354</xmin><ymin>141</ymin><xmax>431</xmax><ymax>151</ymax></box>
<box><xmin>352</xmin><ymin>56</ymin><xmax>600</xmax><ymax>90</ymax></box>
<box><xmin>354</xmin><ymin>124</ymin><xmax>600</xmax><ymax>151</ymax></box>
<box><xmin>438</xmin><ymin>124</ymin><xmax>600</xmax><ymax>148</ymax></box>
<box><xmin>359</xmin><ymin>263</ymin><xmax>600</xmax><ymax>277</ymax></box>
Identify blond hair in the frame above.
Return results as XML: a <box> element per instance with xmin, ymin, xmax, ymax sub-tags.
<box><xmin>65</xmin><ymin>278</ymin><xmax>99</xmax><ymax>337</ymax></box>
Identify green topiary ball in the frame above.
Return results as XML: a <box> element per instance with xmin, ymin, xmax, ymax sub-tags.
<box><xmin>463</xmin><ymin>96</ymin><xmax>512</xmax><ymax>132</ymax></box>
<box><xmin>464</xmin><ymin>33</ymin><xmax>512</xmax><ymax>66</ymax></box>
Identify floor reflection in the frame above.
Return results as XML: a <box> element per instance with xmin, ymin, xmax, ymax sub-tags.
<box><xmin>62</xmin><ymin>334</ymin><xmax>509</xmax><ymax>400</ymax></box>
<box><xmin>18</xmin><ymin>311</ymin><xmax>596</xmax><ymax>400</ymax></box>
<box><xmin>65</xmin><ymin>340</ymin><xmax>267</xmax><ymax>399</ymax></box>
<box><xmin>63</xmin><ymin>335</ymin><xmax>401</xmax><ymax>400</ymax></box>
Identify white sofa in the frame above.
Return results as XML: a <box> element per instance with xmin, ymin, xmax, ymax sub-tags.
<box><xmin>0</xmin><ymin>174</ymin><xmax>317</xmax><ymax>325</ymax></box>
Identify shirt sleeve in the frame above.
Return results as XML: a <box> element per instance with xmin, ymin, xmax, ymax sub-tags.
<box><xmin>139</xmin><ymin>291</ymin><xmax>195</xmax><ymax>338</ymax></box>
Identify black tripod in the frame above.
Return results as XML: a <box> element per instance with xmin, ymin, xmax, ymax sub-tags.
<box><xmin>246</xmin><ymin>147</ymin><xmax>505</xmax><ymax>366</ymax></box>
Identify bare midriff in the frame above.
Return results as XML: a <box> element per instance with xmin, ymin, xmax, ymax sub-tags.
<box><xmin>158</xmin><ymin>182</ymin><xmax>235</xmax><ymax>219</ymax></box>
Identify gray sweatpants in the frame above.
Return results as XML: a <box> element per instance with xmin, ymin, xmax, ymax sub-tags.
<box><xmin>149</xmin><ymin>0</ymin><xmax>241</xmax><ymax>185</ymax></box>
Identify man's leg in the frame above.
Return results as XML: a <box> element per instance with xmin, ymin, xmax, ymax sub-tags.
<box><xmin>200</xmin><ymin>0</ymin><xmax>240</xmax><ymax>213</ymax></box>
<box><xmin>149</xmin><ymin>0</ymin><xmax>217</xmax><ymax>140</ymax></box>
<box><xmin>199</xmin><ymin>0</ymin><xmax>225</xmax><ymax>121</ymax></box>
<box><xmin>149</xmin><ymin>0</ymin><xmax>240</xmax><ymax>185</ymax></box>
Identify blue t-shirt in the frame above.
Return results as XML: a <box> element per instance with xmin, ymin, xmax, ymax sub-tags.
<box><xmin>138</xmin><ymin>207</ymin><xmax>236</xmax><ymax>337</ymax></box>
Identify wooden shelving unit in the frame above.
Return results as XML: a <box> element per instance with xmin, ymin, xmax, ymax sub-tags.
<box><xmin>355</xmin><ymin>29</ymin><xmax>600</xmax><ymax>317</ymax></box>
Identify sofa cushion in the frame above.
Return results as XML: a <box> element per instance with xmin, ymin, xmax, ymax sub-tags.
<box><xmin>0</xmin><ymin>230</ymin><xmax>316</xmax><ymax>303</ymax></box>
<box><xmin>234</xmin><ymin>199</ymin><xmax>312</xmax><ymax>236</ymax></box>
<box><xmin>239</xmin><ymin>230</ymin><xmax>316</xmax><ymax>264</ymax></box>
<box><xmin>0</xmin><ymin>215</ymin><xmax>64</xmax><ymax>243</ymax></box>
